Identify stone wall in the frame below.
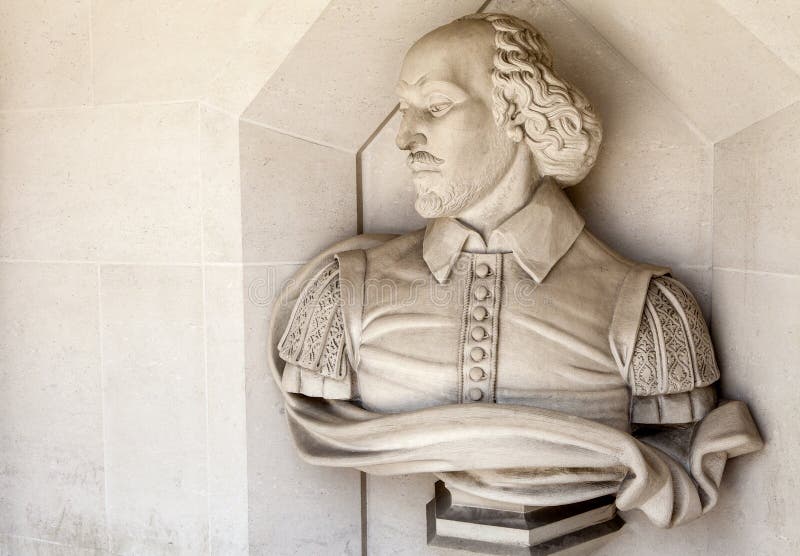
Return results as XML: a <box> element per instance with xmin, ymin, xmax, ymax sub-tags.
<box><xmin>0</xmin><ymin>1</ymin><xmax>328</xmax><ymax>554</ymax></box>
<box><xmin>2</xmin><ymin>1</ymin><xmax>799</xmax><ymax>555</ymax></box>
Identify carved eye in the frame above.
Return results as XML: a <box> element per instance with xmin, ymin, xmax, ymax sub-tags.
<box><xmin>428</xmin><ymin>101</ymin><xmax>453</xmax><ymax>116</ymax></box>
<box><xmin>428</xmin><ymin>93</ymin><xmax>453</xmax><ymax>117</ymax></box>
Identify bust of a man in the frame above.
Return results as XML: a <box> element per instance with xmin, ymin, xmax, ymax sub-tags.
<box><xmin>269</xmin><ymin>12</ymin><xmax>761</xmax><ymax>552</ymax></box>
<box><xmin>279</xmin><ymin>14</ymin><xmax>714</xmax><ymax>426</ymax></box>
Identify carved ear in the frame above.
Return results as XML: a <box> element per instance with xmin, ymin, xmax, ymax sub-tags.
<box><xmin>505</xmin><ymin>111</ymin><xmax>526</xmax><ymax>143</ymax></box>
<box><xmin>506</xmin><ymin>124</ymin><xmax>524</xmax><ymax>143</ymax></box>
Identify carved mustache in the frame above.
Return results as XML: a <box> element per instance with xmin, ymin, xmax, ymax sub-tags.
<box><xmin>407</xmin><ymin>151</ymin><xmax>444</xmax><ymax>166</ymax></box>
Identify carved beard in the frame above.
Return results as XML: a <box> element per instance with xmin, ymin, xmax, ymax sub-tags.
<box><xmin>414</xmin><ymin>131</ymin><xmax>517</xmax><ymax>219</ymax></box>
<box><xmin>415</xmin><ymin>179</ymin><xmax>479</xmax><ymax>218</ymax></box>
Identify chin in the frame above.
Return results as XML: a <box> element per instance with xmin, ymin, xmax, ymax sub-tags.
<box><xmin>414</xmin><ymin>181</ymin><xmax>481</xmax><ymax>219</ymax></box>
<box><xmin>414</xmin><ymin>194</ymin><xmax>447</xmax><ymax>218</ymax></box>
<box><xmin>413</xmin><ymin>174</ymin><xmax>443</xmax><ymax>217</ymax></box>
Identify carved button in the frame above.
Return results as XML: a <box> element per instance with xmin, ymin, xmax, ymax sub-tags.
<box><xmin>468</xmin><ymin>388</ymin><xmax>484</xmax><ymax>401</ymax></box>
<box><xmin>469</xmin><ymin>367</ymin><xmax>486</xmax><ymax>381</ymax></box>
<box><xmin>470</xmin><ymin>347</ymin><xmax>486</xmax><ymax>361</ymax></box>
<box><xmin>474</xmin><ymin>285</ymin><xmax>490</xmax><ymax>300</ymax></box>
<box><xmin>475</xmin><ymin>263</ymin><xmax>491</xmax><ymax>278</ymax></box>
<box><xmin>470</xmin><ymin>326</ymin><xmax>487</xmax><ymax>341</ymax></box>
<box><xmin>472</xmin><ymin>306</ymin><xmax>488</xmax><ymax>321</ymax></box>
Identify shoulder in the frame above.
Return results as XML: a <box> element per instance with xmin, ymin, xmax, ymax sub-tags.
<box><xmin>274</xmin><ymin>234</ymin><xmax>396</xmax><ymax>373</ymax></box>
<box><xmin>629</xmin><ymin>276</ymin><xmax>720</xmax><ymax>396</ymax></box>
<box><xmin>363</xmin><ymin>228</ymin><xmax>428</xmax><ymax>283</ymax></box>
<box><xmin>278</xmin><ymin>260</ymin><xmax>347</xmax><ymax>378</ymax></box>
<box><xmin>560</xmin><ymin>231</ymin><xmax>660</xmax><ymax>301</ymax></box>
<box><xmin>365</xmin><ymin>228</ymin><xmax>425</xmax><ymax>263</ymax></box>
<box><xmin>278</xmin><ymin>234</ymin><xmax>397</xmax><ymax>302</ymax></box>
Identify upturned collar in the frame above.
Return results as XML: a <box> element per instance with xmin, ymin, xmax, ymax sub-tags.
<box><xmin>422</xmin><ymin>178</ymin><xmax>585</xmax><ymax>283</ymax></box>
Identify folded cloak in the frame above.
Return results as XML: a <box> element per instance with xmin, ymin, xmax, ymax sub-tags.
<box><xmin>267</xmin><ymin>235</ymin><xmax>763</xmax><ymax>528</ymax></box>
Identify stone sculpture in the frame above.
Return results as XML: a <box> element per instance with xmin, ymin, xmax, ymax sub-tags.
<box><xmin>268</xmin><ymin>12</ymin><xmax>763</xmax><ymax>554</ymax></box>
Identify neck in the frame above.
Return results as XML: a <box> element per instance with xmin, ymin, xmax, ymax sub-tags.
<box><xmin>457</xmin><ymin>146</ymin><xmax>538</xmax><ymax>241</ymax></box>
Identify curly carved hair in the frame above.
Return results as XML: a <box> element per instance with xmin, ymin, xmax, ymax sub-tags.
<box><xmin>460</xmin><ymin>13</ymin><xmax>602</xmax><ymax>186</ymax></box>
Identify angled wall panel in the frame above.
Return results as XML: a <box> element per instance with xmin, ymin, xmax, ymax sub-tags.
<box><xmin>240</xmin><ymin>122</ymin><xmax>357</xmax><ymax>264</ymax></box>
<box><xmin>715</xmin><ymin>0</ymin><xmax>800</xmax><ymax>78</ymax></box>
<box><xmin>564</xmin><ymin>0</ymin><xmax>800</xmax><ymax>142</ymax></box>
<box><xmin>243</xmin><ymin>0</ymin><xmax>487</xmax><ymax>151</ymax></box>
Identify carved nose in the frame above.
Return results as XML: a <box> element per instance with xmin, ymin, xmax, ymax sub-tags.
<box><xmin>395</xmin><ymin>112</ymin><xmax>427</xmax><ymax>151</ymax></box>
<box><xmin>395</xmin><ymin>129</ymin><xmax>426</xmax><ymax>151</ymax></box>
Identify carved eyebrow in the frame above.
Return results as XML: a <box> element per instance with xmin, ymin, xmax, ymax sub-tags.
<box><xmin>394</xmin><ymin>79</ymin><xmax>468</xmax><ymax>102</ymax></box>
<box><xmin>419</xmin><ymin>81</ymin><xmax>468</xmax><ymax>99</ymax></box>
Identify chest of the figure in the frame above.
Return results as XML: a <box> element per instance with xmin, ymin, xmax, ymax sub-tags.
<box><xmin>356</xmin><ymin>252</ymin><xmax>629</xmax><ymax>427</ymax></box>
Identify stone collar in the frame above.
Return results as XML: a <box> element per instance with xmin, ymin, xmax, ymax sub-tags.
<box><xmin>422</xmin><ymin>178</ymin><xmax>585</xmax><ymax>283</ymax></box>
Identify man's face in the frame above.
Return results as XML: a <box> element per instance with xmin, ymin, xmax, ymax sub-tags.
<box><xmin>395</xmin><ymin>20</ymin><xmax>518</xmax><ymax>219</ymax></box>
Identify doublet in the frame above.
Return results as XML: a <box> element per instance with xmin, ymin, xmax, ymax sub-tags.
<box><xmin>279</xmin><ymin>180</ymin><xmax>719</xmax><ymax>431</ymax></box>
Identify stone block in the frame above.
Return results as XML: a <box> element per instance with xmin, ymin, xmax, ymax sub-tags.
<box><xmin>0</xmin><ymin>263</ymin><xmax>105</xmax><ymax>550</ymax></box>
<box><xmin>204</xmin><ymin>266</ymin><xmax>248</xmax><ymax>555</ymax></box>
<box><xmin>100</xmin><ymin>265</ymin><xmax>208</xmax><ymax>554</ymax></box>
<box><xmin>0</xmin><ymin>103</ymin><xmax>201</xmax><ymax>263</ymax></box>
<box><xmin>715</xmin><ymin>101</ymin><xmax>800</xmax><ymax>275</ymax></box>
<box><xmin>93</xmin><ymin>1</ymin><xmax>265</xmax><ymax>104</ymax></box>
<box><xmin>0</xmin><ymin>535</ymin><xmax>107</xmax><ymax>556</ymax></box>
<box><xmin>201</xmin><ymin>106</ymin><xmax>242</xmax><ymax>263</ymax></box>
<box><xmin>716</xmin><ymin>0</ymin><xmax>800</xmax><ymax>76</ymax></box>
<box><xmin>427</xmin><ymin>482</ymin><xmax>623</xmax><ymax>555</ymax></box>
<box><xmin>367</xmin><ymin>474</ymin><xmax>437</xmax><ymax>556</ymax></box>
<box><xmin>244</xmin><ymin>265</ymin><xmax>362</xmax><ymax>555</ymax></box>
<box><xmin>0</xmin><ymin>0</ymin><xmax>92</xmax><ymax>109</ymax></box>
<box><xmin>564</xmin><ymin>0</ymin><xmax>800</xmax><ymax>141</ymax></box>
<box><xmin>204</xmin><ymin>0</ymin><xmax>330</xmax><ymax>116</ymax></box>
<box><xmin>240</xmin><ymin>123</ymin><xmax>357</xmax><ymax>263</ymax></box>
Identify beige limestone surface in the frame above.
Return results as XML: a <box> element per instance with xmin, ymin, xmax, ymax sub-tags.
<box><xmin>203</xmin><ymin>266</ymin><xmax>248</xmax><ymax>555</ymax></box>
<box><xmin>0</xmin><ymin>103</ymin><xmax>202</xmax><ymax>263</ymax></box>
<box><xmin>240</xmin><ymin>123</ymin><xmax>357</xmax><ymax>263</ymax></box>
<box><xmin>201</xmin><ymin>106</ymin><xmax>244</xmax><ymax>263</ymax></box>
<box><xmin>363</xmin><ymin>0</ymin><xmax>715</xmax><ymax>305</ymax></box>
<box><xmin>715</xmin><ymin>0</ymin><xmax>800</xmax><ymax>77</ymax></box>
<box><xmin>268</xmin><ymin>4</ymin><xmax>763</xmax><ymax>553</ymax></box>
<box><xmin>92</xmin><ymin>1</ymin><xmax>271</xmax><ymax>104</ymax></box>
<box><xmin>564</xmin><ymin>0</ymin><xmax>800</xmax><ymax>142</ymax></box>
<box><xmin>244</xmin><ymin>264</ymin><xmax>363</xmax><ymax>555</ymax></box>
<box><xmin>714</xmin><ymin>101</ymin><xmax>800</xmax><ymax>275</ymax></box>
<box><xmin>0</xmin><ymin>0</ymin><xmax>92</xmax><ymax>109</ymax></box>
<box><xmin>361</xmin><ymin>2</ymin><xmax>717</xmax><ymax>549</ymax></box>
<box><xmin>2</xmin><ymin>1</ymin><xmax>800</xmax><ymax>555</ymax></box>
<box><xmin>100</xmin><ymin>265</ymin><xmax>208</xmax><ymax>555</ymax></box>
<box><xmin>0</xmin><ymin>0</ymin><xmax>329</xmax><ymax>554</ymax></box>
<box><xmin>0</xmin><ymin>263</ymin><xmax>105</xmax><ymax>550</ymax></box>
<box><xmin>243</xmin><ymin>0</ymin><xmax>486</xmax><ymax>151</ymax></box>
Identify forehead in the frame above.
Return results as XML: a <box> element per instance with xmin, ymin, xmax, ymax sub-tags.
<box><xmin>397</xmin><ymin>20</ymin><xmax>496</xmax><ymax>97</ymax></box>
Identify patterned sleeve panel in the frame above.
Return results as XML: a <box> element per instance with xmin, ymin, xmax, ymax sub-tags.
<box><xmin>629</xmin><ymin>276</ymin><xmax>720</xmax><ymax>424</ymax></box>
<box><xmin>278</xmin><ymin>260</ymin><xmax>354</xmax><ymax>399</ymax></box>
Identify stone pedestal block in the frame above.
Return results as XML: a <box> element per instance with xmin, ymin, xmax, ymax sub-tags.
<box><xmin>426</xmin><ymin>481</ymin><xmax>625</xmax><ymax>555</ymax></box>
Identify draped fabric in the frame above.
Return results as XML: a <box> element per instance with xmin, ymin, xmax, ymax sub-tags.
<box><xmin>267</xmin><ymin>235</ymin><xmax>763</xmax><ymax>528</ymax></box>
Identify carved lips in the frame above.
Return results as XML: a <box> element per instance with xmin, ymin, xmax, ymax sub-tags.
<box><xmin>407</xmin><ymin>151</ymin><xmax>444</xmax><ymax>172</ymax></box>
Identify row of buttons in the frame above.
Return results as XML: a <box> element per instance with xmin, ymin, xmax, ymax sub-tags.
<box><xmin>462</xmin><ymin>256</ymin><xmax>499</xmax><ymax>403</ymax></box>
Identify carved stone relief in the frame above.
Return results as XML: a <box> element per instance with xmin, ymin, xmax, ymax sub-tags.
<box><xmin>267</xmin><ymin>12</ymin><xmax>762</xmax><ymax>554</ymax></box>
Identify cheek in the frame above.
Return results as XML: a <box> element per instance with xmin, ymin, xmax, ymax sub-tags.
<box><xmin>428</xmin><ymin>107</ymin><xmax>498</xmax><ymax>165</ymax></box>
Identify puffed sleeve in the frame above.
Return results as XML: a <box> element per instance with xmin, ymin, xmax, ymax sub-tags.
<box><xmin>628</xmin><ymin>276</ymin><xmax>720</xmax><ymax>425</ymax></box>
<box><xmin>278</xmin><ymin>260</ymin><xmax>355</xmax><ymax>399</ymax></box>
